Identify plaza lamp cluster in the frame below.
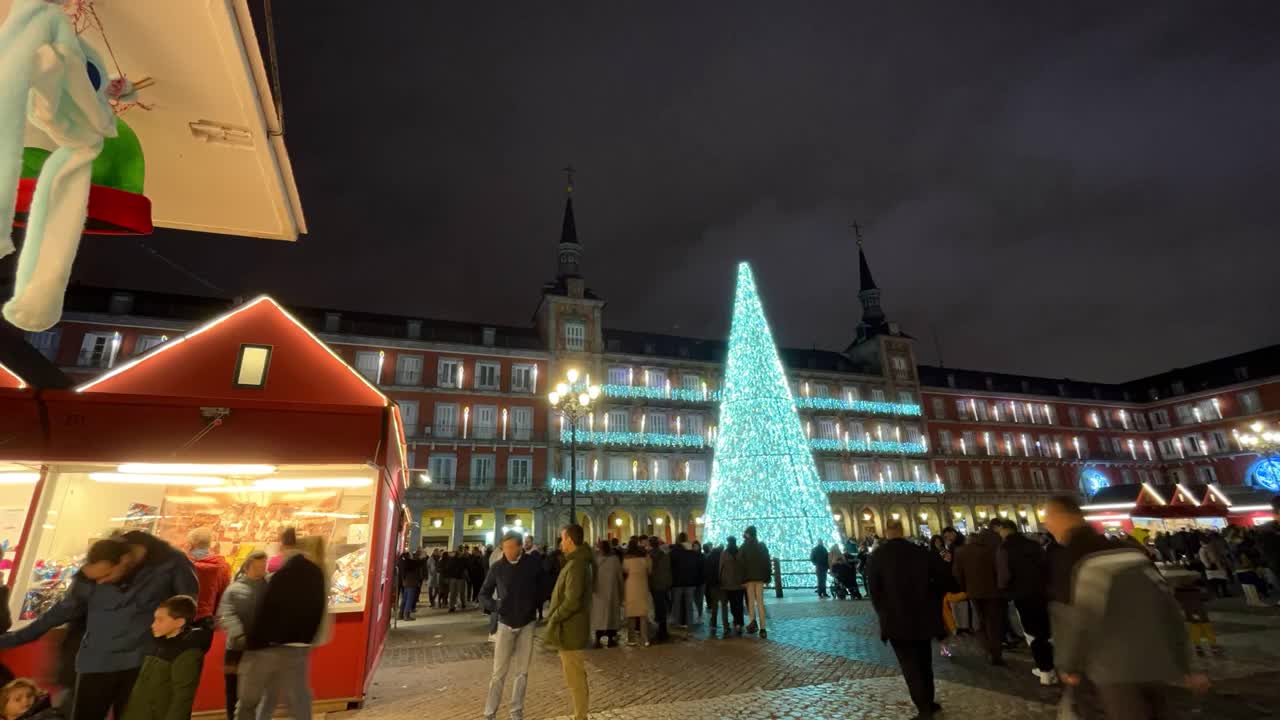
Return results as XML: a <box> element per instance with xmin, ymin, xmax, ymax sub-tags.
<box><xmin>549</xmin><ymin>369</ymin><xmax>601</xmax><ymax>525</ymax></box>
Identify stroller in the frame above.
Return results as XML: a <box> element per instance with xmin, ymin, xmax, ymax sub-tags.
<box><xmin>830</xmin><ymin>558</ymin><xmax>861</xmax><ymax>599</ymax></box>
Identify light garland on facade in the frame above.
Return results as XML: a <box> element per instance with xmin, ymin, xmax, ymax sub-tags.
<box><xmin>546</xmin><ymin>478</ymin><xmax>944</xmax><ymax>496</ymax></box>
<box><xmin>701</xmin><ymin>263</ymin><xmax>839</xmax><ymax>588</ymax></box>
<box><xmin>808</xmin><ymin>438</ymin><xmax>928</xmax><ymax>454</ymax></box>
<box><xmin>558</xmin><ymin>429</ymin><xmax>707</xmax><ymax>449</ymax></box>
<box><xmin>600</xmin><ymin>383</ymin><xmax>923</xmax><ymax>417</ymax></box>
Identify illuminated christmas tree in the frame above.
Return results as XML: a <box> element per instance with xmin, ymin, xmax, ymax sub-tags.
<box><xmin>703</xmin><ymin>262</ymin><xmax>839</xmax><ymax>587</ymax></box>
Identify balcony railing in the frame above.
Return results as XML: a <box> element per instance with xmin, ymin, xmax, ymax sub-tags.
<box><xmin>415</xmin><ymin>424</ymin><xmax>544</xmax><ymax>442</ymax></box>
<box><xmin>412</xmin><ymin>473</ymin><xmax>535</xmax><ymax>491</ymax></box>
<box><xmin>598</xmin><ymin>384</ymin><xmax>922</xmax><ymax>417</ymax></box>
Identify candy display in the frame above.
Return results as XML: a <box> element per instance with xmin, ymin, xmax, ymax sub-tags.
<box><xmin>21</xmin><ymin>555</ymin><xmax>81</xmax><ymax>619</ymax></box>
<box><xmin>330</xmin><ymin>547</ymin><xmax>368</xmax><ymax>606</ymax></box>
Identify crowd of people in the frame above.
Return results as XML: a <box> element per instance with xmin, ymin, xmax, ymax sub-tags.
<box><xmin>859</xmin><ymin>495</ymin><xmax>1280</xmax><ymax>720</ymax></box>
<box><xmin>0</xmin><ymin>526</ymin><xmax>331</xmax><ymax>720</ymax></box>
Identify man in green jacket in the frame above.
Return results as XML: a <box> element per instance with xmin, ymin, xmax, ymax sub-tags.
<box><xmin>545</xmin><ymin>524</ymin><xmax>593</xmax><ymax>720</ymax></box>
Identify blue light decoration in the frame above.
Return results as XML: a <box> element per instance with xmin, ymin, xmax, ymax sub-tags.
<box><xmin>601</xmin><ymin>384</ymin><xmax>719</xmax><ymax>402</ymax></box>
<box><xmin>558</xmin><ymin>429</ymin><xmax>707</xmax><ymax>449</ymax></box>
<box><xmin>702</xmin><ymin>262</ymin><xmax>840</xmax><ymax>588</ymax></box>
<box><xmin>1081</xmin><ymin>468</ymin><xmax>1109</xmax><ymax>496</ymax></box>
<box><xmin>546</xmin><ymin>478</ymin><xmax>941</xmax><ymax>496</ymax></box>
<box><xmin>823</xmin><ymin>480</ymin><xmax>944</xmax><ymax>494</ymax></box>
<box><xmin>600</xmin><ymin>384</ymin><xmax>923</xmax><ymax>417</ymax></box>
<box><xmin>1247</xmin><ymin>457</ymin><xmax>1280</xmax><ymax>493</ymax></box>
<box><xmin>808</xmin><ymin>438</ymin><xmax>928</xmax><ymax>455</ymax></box>
<box><xmin>794</xmin><ymin>396</ymin><xmax>922</xmax><ymax>417</ymax></box>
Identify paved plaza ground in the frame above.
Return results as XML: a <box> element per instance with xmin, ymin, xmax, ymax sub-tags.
<box><xmin>338</xmin><ymin>593</ymin><xmax>1280</xmax><ymax>720</ymax></box>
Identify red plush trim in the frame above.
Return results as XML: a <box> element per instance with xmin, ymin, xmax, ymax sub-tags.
<box><xmin>13</xmin><ymin>178</ymin><xmax>153</xmax><ymax>235</ymax></box>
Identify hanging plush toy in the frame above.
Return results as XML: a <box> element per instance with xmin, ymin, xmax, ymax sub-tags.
<box><xmin>0</xmin><ymin>0</ymin><xmax>116</xmax><ymax>332</ymax></box>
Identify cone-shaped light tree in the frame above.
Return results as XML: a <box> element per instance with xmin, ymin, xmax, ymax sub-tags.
<box><xmin>703</xmin><ymin>262</ymin><xmax>840</xmax><ymax>587</ymax></box>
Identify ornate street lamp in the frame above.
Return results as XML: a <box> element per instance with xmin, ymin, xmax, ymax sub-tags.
<box><xmin>548</xmin><ymin>368</ymin><xmax>601</xmax><ymax>526</ymax></box>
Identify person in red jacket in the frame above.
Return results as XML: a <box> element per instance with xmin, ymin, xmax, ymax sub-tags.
<box><xmin>187</xmin><ymin>528</ymin><xmax>231</xmax><ymax>626</ymax></box>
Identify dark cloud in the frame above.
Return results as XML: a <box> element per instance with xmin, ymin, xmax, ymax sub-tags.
<box><xmin>53</xmin><ymin>1</ymin><xmax>1280</xmax><ymax>381</ymax></box>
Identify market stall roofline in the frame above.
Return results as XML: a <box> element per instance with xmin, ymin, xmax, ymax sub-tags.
<box><xmin>74</xmin><ymin>295</ymin><xmax>388</xmax><ymax>406</ymax></box>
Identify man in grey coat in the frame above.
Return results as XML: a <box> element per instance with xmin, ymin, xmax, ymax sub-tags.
<box><xmin>218</xmin><ymin>551</ymin><xmax>269</xmax><ymax>720</ymax></box>
<box><xmin>1043</xmin><ymin>495</ymin><xmax>1208</xmax><ymax>718</ymax></box>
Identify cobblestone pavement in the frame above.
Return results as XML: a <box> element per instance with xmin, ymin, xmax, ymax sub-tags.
<box><xmin>341</xmin><ymin>595</ymin><xmax>1280</xmax><ymax>720</ymax></box>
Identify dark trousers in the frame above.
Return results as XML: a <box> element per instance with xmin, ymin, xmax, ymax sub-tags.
<box><xmin>224</xmin><ymin>673</ymin><xmax>238</xmax><ymax>720</ymax></box>
<box><xmin>72</xmin><ymin>668</ymin><xmax>140</xmax><ymax>720</ymax></box>
<box><xmin>815</xmin><ymin>568</ymin><xmax>828</xmax><ymax>596</ymax></box>
<box><xmin>975</xmin><ymin>598</ymin><xmax>1007</xmax><ymax>662</ymax></box>
<box><xmin>889</xmin><ymin>637</ymin><xmax>935</xmax><ymax>714</ymax></box>
<box><xmin>399</xmin><ymin>585</ymin><xmax>420</xmax><ymax>618</ymax></box>
<box><xmin>725</xmin><ymin>589</ymin><xmax>746</xmax><ymax>628</ymax></box>
<box><xmin>1096</xmin><ymin>683</ymin><xmax>1173</xmax><ymax>720</ymax></box>
<box><xmin>651</xmin><ymin>589</ymin><xmax>670</xmax><ymax>639</ymax></box>
<box><xmin>1013</xmin><ymin>597</ymin><xmax>1054</xmax><ymax>672</ymax></box>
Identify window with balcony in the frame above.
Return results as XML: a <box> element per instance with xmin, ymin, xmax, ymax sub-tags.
<box><xmin>938</xmin><ymin>430</ymin><xmax>952</xmax><ymax>454</ymax></box>
<box><xmin>955</xmin><ymin>399</ymin><xmax>970</xmax><ymax>420</ymax></box>
<box><xmin>562</xmin><ymin>453</ymin><xmax>586</xmax><ymax>479</ymax></box>
<box><xmin>1010</xmin><ymin>467</ymin><xmax>1023</xmax><ymax>489</ymax></box>
<box><xmin>1030</xmin><ymin>468</ymin><xmax>1046</xmax><ymax>489</ymax></box>
<box><xmin>134</xmin><ymin>335</ymin><xmax>165</xmax><ymax>356</ymax></box>
<box><xmin>437</xmin><ymin>358</ymin><xmax>461</xmax><ymax>387</ymax></box>
<box><xmin>1157</xmin><ymin>438</ymin><xmax>1178</xmax><ymax>459</ymax></box>
<box><xmin>945</xmin><ymin>466</ymin><xmax>960</xmax><ymax>488</ymax></box>
<box><xmin>652</xmin><ymin>458</ymin><xmax>671</xmax><ymax>481</ymax></box>
<box><xmin>1174</xmin><ymin>404</ymin><xmax>1194</xmax><ymax>425</ymax></box>
<box><xmin>969</xmin><ymin>467</ymin><xmax>984</xmax><ymax>490</ymax></box>
<box><xmin>607</xmin><ymin>409</ymin><xmax>630</xmax><ymax>432</ymax></box>
<box><xmin>1237</xmin><ymin>390</ymin><xmax>1262</xmax><ymax>415</ymax></box>
<box><xmin>476</xmin><ymin>362</ymin><xmax>500</xmax><ymax>390</ymax></box>
<box><xmin>678</xmin><ymin>459</ymin><xmax>703</xmax><ymax>482</ymax></box>
<box><xmin>1002</xmin><ymin>432</ymin><xmax>1015</xmax><ymax>456</ymax></box>
<box><xmin>1211</xmin><ymin>430</ymin><xmax>1229</xmax><ymax>453</ymax></box>
<box><xmin>1134</xmin><ymin>412</ymin><xmax>1148</xmax><ymax>430</ymax></box>
<box><xmin>564</xmin><ymin>321</ymin><xmax>586</xmax><ymax>351</ymax></box>
<box><xmin>646</xmin><ymin>412</ymin><xmax>668</xmax><ymax>434</ymax></box>
<box><xmin>871</xmin><ymin>388</ymin><xmax>886</xmax><ymax>402</ymax></box>
<box><xmin>681</xmin><ymin>374</ymin><xmax>702</xmax><ymax>392</ymax></box>
<box><xmin>1149</xmin><ymin>409</ymin><xmax>1170</xmax><ymax>428</ymax></box>
<box><xmin>931</xmin><ymin>397</ymin><xmax>945</xmax><ymax>419</ymax></box>
<box><xmin>427</xmin><ymin>454</ymin><xmax>456</xmax><ymax>488</ymax></box>
<box><xmin>897</xmin><ymin>390</ymin><xmax>914</xmax><ymax>405</ymax></box>
<box><xmin>1196</xmin><ymin>466</ymin><xmax>1217</xmax><ymax>484</ymax></box>
<box><xmin>684</xmin><ymin>414</ymin><xmax>705</xmax><ymax>437</ymax></box>
<box><xmin>1184</xmin><ymin>434</ymin><xmax>1206</xmax><ymax>456</ymax></box>
<box><xmin>511</xmin><ymin>364</ymin><xmax>535</xmax><ymax>393</ymax></box>
<box><xmin>817</xmin><ymin>418</ymin><xmax>839</xmax><ymax>440</ymax></box>
<box><xmin>508</xmin><ymin>457</ymin><xmax>532</xmax><ymax>489</ymax></box>
<box><xmin>1043</xmin><ymin>405</ymin><xmax>1057</xmax><ymax>425</ymax></box>
<box><xmin>354</xmin><ymin>351</ymin><xmax>381</xmax><ymax>382</ymax></box>
<box><xmin>474</xmin><ymin>405</ymin><xmax>497</xmax><ymax>439</ymax></box>
<box><xmin>992</xmin><ymin>466</ymin><xmax>1005</xmax><ymax>490</ymax></box>
<box><xmin>607</xmin><ymin>366</ymin><xmax>630</xmax><ymax>385</ymax></box>
<box><xmin>1047</xmin><ymin>468</ymin><xmax>1060</xmax><ymax>489</ymax></box>
<box><xmin>961</xmin><ymin>431</ymin><xmax>976</xmax><ymax>455</ymax></box>
<box><xmin>470</xmin><ymin>455</ymin><xmax>495</xmax><ymax>489</ymax></box>
<box><xmin>645</xmin><ymin>368</ymin><xmax>667</xmax><ymax>389</ymax></box>
<box><xmin>399</xmin><ymin>400</ymin><xmax>419</xmax><ymax>437</ymax></box>
<box><xmin>823</xmin><ymin>461</ymin><xmax>843</xmax><ymax>481</ymax></box>
<box><xmin>433</xmin><ymin>403</ymin><xmax>458</xmax><ymax>438</ymax></box>
<box><xmin>1068</xmin><ymin>407</ymin><xmax>1081</xmax><ymax>427</ymax></box>
<box><xmin>842</xmin><ymin>386</ymin><xmax>861</xmax><ymax>403</ymax></box>
<box><xmin>608</xmin><ymin>456</ymin><xmax>630</xmax><ymax>480</ymax></box>
<box><xmin>905</xmin><ymin>425</ymin><xmax>922</xmax><ymax>444</ymax></box>
<box><xmin>395</xmin><ymin>355</ymin><xmax>423</xmax><ymax>385</ymax></box>
<box><xmin>25</xmin><ymin>330</ymin><xmax>60</xmax><ymax>360</ymax></box>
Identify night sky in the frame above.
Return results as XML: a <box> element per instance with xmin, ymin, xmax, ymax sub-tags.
<box><xmin>51</xmin><ymin>2</ymin><xmax>1280</xmax><ymax>381</ymax></box>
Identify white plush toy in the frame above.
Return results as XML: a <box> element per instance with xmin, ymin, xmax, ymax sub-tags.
<box><xmin>0</xmin><ymin>0</ymin><xmax>116</xmax><ymax>331</ymax></box>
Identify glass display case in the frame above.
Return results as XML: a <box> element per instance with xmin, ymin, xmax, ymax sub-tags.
<box><xmin>0</xmin><ymin>467</ymin><xmax>41</xmax><ymax>588</ymax></box>
<box><xmin>14</xmin><ymin>464</ymin><xmax>376</xmax><ymax>623</ymax></box>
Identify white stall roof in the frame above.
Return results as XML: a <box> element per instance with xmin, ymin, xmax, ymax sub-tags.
<box><xmin>3</xmin><ymin>0</ymin><xmax>306</xmax><ymax>240</ymax></box>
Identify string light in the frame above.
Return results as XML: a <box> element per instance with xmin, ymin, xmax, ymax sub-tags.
<box><xmin>599</xmin><ymin>384</ymin><xmax>923</xmax><ymax>417</ymax></box>
<box><xmin>545</xmin><ymin>478</ymin><xmax>941</xmax><ymax>496</ymax></box>
<box><xmin>559</xmin><ymin>429</ymin><xmax>707</xmax><ymax>449</ymax></box>
<box><xmin>702</xmin><ymin>263</ymin><xmax>839</xmax><ymax>588</ymax></box>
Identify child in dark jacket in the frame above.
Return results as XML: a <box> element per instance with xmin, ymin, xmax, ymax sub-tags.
<box><xmin>1172</xmin><ymin>575</ymin><xmax>1222</xmax><ymax>657</ymax></box>
<box><xmin>1</xmin><ymin>679</ymin><xmax>62</xmax><ymax>720</ymax></box>
<box><xmin>121</xmin><ymin>595</ymin><xmax>206</xmax><ymax>720</ymax></box>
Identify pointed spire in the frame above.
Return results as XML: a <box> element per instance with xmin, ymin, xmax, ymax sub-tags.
<box><xmin>853</xmin><ymin>221</ymin><xmax>877</xmax><ymax>292</ymax></box>
<box><xmin>556</xmin><ymin>165</ymin><xmax>582</xmax><ymax>279</ymax></box>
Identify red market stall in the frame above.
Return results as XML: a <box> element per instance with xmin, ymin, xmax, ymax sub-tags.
<box><xmin>0</xmin><ymin>297</ymin><xmax>409</xmax><ymax>715</ymax></box>
<box><xmin>1082</xmin><ymin>481</ymin><xmax>1276</xmax><ymax>537</ymax></box>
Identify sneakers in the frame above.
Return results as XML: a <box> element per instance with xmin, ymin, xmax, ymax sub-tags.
<box><xmin>759</xmin><ymin>629</ymin><xmax>768</xmax><ymax>640</ymax></box>
<box><xmin>939</xmin><ymin>644</ymin><xmax>953</xmax><ymax>658</ymax></box>
<box><xmin>1033</xmin><ymin>669</ymin><xmax>1059</xmax><ymax>686</ymax></box>
<box><xmin>746</xmin><ymin>622</ymin><xmax>759</xmax><ymax>635</ymax></box>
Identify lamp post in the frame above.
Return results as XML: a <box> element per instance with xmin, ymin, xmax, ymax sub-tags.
<box><xmin>549</xmin><ymin>368</ymin><xmax>601</xmax><ymax>527</ymax></box>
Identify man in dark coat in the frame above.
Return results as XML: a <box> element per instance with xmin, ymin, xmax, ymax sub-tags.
<box><xmin>953</xmin><ymin>517</ymin><xmax>1006</xmax><ymax>665</ymax></box>
<box><xmin>810</xmin><ymin>541</ymin><xmax>830</xmax><ymax>598</ymax></box>
<box><xmin>1259</xmin><ymin>496</ymin><xmax>1280</xmax><ymax>602</ymax></box>
<box><xmin>996</xmin><ymin>519</ymin><xmax>1056</xmax><ymax>684</ymax></box>
<box><xmin>866</xmin><ymin>519</ymin><xmax>945</xmax><ymax>720</ymax></box>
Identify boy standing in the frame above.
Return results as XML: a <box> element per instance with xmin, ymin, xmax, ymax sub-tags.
<box><xmin>121</xmin><ymin>596</ymin><xmax>204</xmax><ymax>720</ymax></box>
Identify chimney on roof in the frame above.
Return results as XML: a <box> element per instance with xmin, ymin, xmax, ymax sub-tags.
<box><xmin>407</xmin><ymin>319</ymin><xmax>422</xmax><ymax>340</ymax></box>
